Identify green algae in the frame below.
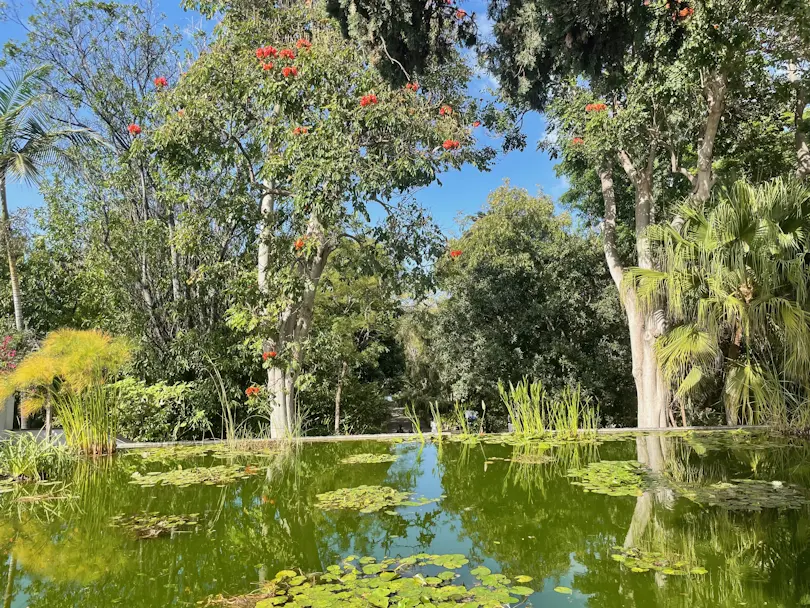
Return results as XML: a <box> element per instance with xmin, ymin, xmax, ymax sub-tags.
<box><xmin>677</xmin><ymin>479</ymin><xmax>809</xmax><ymax>511</ymax></box>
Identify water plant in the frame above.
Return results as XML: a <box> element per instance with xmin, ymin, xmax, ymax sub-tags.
<box><xmin>404</xmin><ymin>403</ymin><xmax>424</xmax><ymax>442</ymax></box>
<box><xmin>429</xmin><ymin>401</ymin><xmax>443</xmax><ymax>442</ymax></box>
<box><xmin>499</xmin><ymin>378</ymin><xmax>599</xmax><ymax>439</ymax></box>
<box><xmin>677</xmin><ymin>479</ymin><xmax>809</xmax><ymax>511</ymax></box>
<box><xmin>111</xmin><ymin>512</ymin><xmax>200</xmax><ymax>539</ymax></box>
<box><xmin>129</xmin><ymin>464</ymin><xmax>264</xmax><ymax>488</ymax></box>
<box><xmin>339</xmin><ymin>453</ymin><xmax>398</xmax><ymax>464</ymax></box>
<box><xmin>0</xmin><ymin>433</ymin><xmax>74</xmax><ymax>482</ymax></box>
<box><xmin>207</xmin><ymin>554</ymin><xmax>535</xmax><ymax>607</ymax></box>
<box><xmin>0</xmin><ymin>328</ymin><xmax>131</xmax><ymax>452</ymax></box>
<box><xmin>315</xmin><ymin>485</ymin><xmax>437</xmax><ymax>513</ymax></box>
<box><xmin>610</xmin><ymin>547</ymin><xmax>708</xmax><ymax>576</ymax></box>
<box><xmin>566</xmin><ymin>460</ymin><xmax>653</xmax><ymax>496</ymax></box>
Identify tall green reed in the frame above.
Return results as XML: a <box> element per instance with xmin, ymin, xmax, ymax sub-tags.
<box><xmin>56</xmin><ymin>385</ymin><xmax>120</xmax><ymax>455</ymax></box>
<box><xmin>499</xmin><ymin>378</ymin><xmax>599</xmax><ymax>438</ymax></box>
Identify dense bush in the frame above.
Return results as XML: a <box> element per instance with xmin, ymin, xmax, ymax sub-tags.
<box><xmin>114</xmin><ymin>378</ymin><xmax>215</xmax><ymax>442</ymax></box>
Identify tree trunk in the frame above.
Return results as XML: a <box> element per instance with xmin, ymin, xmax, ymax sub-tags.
<box><xmin>334</xmin><ymin>360</ymin><xmax>347</xmax><ymax>435</ymax></box>
<box><xmin>693</xmin><ymin>71</ymin><xmax>727</xmax><ymax>203</ymax></box>
<box><xmin>599</xmin><ymin>161</ymin><xmax>669</xmax><ymax>428</ymax></box>
<box><xmin>0</xmin><ymin>177</ymin><xmax>24</xmax><ymax>332</ymax></box>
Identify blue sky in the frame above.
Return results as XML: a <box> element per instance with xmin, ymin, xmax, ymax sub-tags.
<box><xmin>1</xmin><ymin>0</ymin><xmax>563</xmax><ymax>234</ymax></box>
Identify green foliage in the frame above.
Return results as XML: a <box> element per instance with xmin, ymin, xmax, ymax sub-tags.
<box><xmin>110</xmin><ymin>512</ymin><xmax>200</xmax><ymax>540</ymax></box>
<box><xmin>610</xmin><ymin>547</ymin><xmax>708</xmax><ymax>576</ymax></box>
<box><xmin>129</xmin><ymin>464</ymin><xmax>264</xmax><ymax>488</ymax></box>
<box><xmin>426</xmin><ymin>184</ymin><xmax>633</xmax><ymax>423</ymax></box>
<box><xmin>339</xmin><ymin>453</ymin><xmax>398</xmax><ymax>464</ymax></box>
<box><xmin>113</xmin><ymin>378</ymin><xmax>214</xmax><ymax>442</ymax></box>
<box><xmin>626</xmin><ymin>179</ymin><xmax>810</xmax><ymax>426</ymax></box>
<box><xmin>0</xmin><ymin>433</ymin><xmax>74</xmax><ymax>481</ymax></box>
<box><xmin>56</xmin><ymin>384</ymin><xmax>120</xmax><ymax>455</ymax></box>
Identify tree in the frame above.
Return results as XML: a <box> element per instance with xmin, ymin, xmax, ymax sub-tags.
<box><xmin>626</xmin><ymin>179</ymin><xmax>810</xmax><ymax>427</ymax></box>
<box><xmin>0</xmin><ymin>66</ymin><xmax>89</xmax><ymax>332</ymax></box>
<box><xmin>162</xmin><ymin>0</ymin><xmax>491</xmax><ymax>437</ymax></box>
<box><xmin>327</xmin><ymin>0</ymin><xmax>810</xmax><ymax>428</ymax></box>
<box><xmin>430</xmin><ymin>183</ymin><xmax>634</xmax><ymax>424</ymax></box>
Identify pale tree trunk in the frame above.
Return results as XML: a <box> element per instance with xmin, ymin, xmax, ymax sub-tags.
<box><xmin>603</xmin><ymin>148</ymin><xmax>671</xmax><ymax>429</ymax></box>
<box><xmin>0</xmin><ymin>177</ymin><xmax>24</xmax><ymax>332</ymax></box>
<box><xmin>264</xmin><ymin>208</ymin><xmax>332</xmax><ymax>439</ymax></box>
<box><xmin>693</xmin><ymin>71</ymin><xmax>727</xmax><ymax>203</ymax></box>
<box><xmin>44</xmin><ymin>396</ymin><xmax>52</xmax><ymax>440</ymax></box>
<box><xmin>2</xmin><ymin>554</ymin><xmax>15</xmax><ymax>608</ymax></box>
<box><xmin>334</xmin><ymin>360</ymin><xmax>347</xmax><ymax>435</ymax></box>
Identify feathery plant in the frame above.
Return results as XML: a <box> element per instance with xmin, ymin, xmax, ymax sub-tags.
<box><xmin>625</xmin><ymin>179</ymin><xmax>810</xmax><ymax>427</ymax></box>
<box><xmin>499</xmin><ymin>378</ymin><xmax>599</xmax><ymax>438</ymax></box>
<box><xmin>0</xmin><ymin>433</ymin><xmax>74</xmax><ymax>481</ymax></box>
<box><xmin>0</xmin><ymin>329</ymin><xmax>131</xmax><ymax>453</ymax></box>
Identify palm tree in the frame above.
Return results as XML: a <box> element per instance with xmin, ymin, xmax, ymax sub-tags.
<box><xmin>0</xmin><ymin>65</ymin><xmax>92</xmax><ymax>332</ymax></box>
<box><xmin>625</xmin><ymin>179</ymin><xmax>810</xmax><ymax>427</ymax></box>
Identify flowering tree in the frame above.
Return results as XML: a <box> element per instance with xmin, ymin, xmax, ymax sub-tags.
<box><xmin>160</xmin><ymin>0</ymin><xmax>493</xmax><ymax>436</ymax></box>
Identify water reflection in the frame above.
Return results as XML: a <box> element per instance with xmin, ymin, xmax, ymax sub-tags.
<box><xmin>0</xmin><ymin>435</ymin><xmax>807</xmax><ymax>606</ymax></box>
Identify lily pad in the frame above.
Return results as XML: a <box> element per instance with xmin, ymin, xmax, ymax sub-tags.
<box><xmin>315</xmin><ymin>485</ymin><xmax>436</xmax><ymax>513</ymax></box>
<box><xmin>566</xmin><ymin>461</ymin><xmax>653</xmax><ymax>496</ymax></box>
<box><xmin>110</xmin><ymin>512</ymin><xmax>200</xmax><ymax>539</ymax></box>
<box><xmin>340</xmin><ymin>453</ymin><xmax>399</xmax><ymax>464</ymax></box>
<box><xmin>208</xmin><ymin>554</ymin><xmax>534</xmax><ymax>607</ymax></box>
<box><xmin>677</xmin><ymin>479</ymin><xmax>809</xmax><ymax>511</ymax></box>
<box><xmin>129</xmin><ymin>464</ymin><xmax>263</xmax><ymax>488</ymax></box>
<box><xmin>610</xmin><ymin>547</ymin><xmax>707</xmax><ymax>577</ymax></box>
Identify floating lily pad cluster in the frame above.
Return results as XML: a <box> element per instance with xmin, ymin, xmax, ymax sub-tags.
<box><xmin>610</xmin><ymin>547</ymin><xmax>708</xmax><ymax>576</ymax></box>
<box><xmin>137</xmin><ymin>444</ymin><xmax>281</xmax><ymax>463</ymax></box>
<box><xmin>566</xmin><ymin>460</ymin><xmax>653</xmax><ymax>496</ymax></box>
<box><xmin>129</xmin><ymin>464</ymin><xmax>263</xmax><ymax>488</ymax></box>
<box><xmin>208</xmin><ymin>554</ymin><xmax>535</xmax><ymax>607</ymax></box>
<box><xmin>111</xmin><ymin>512</ymin><xmax>200</xmax><ymax>539</ymax></box>
<box><xmin>340</xmin><ymin>453</ymin><xmax>398</xmax><ymax>465</ymax></box>
<box><xmin>678</xmin><ymin>479</ymin><xmax>809</xmax><ymax>511</ymax></box>
<box><xmin>315</xmin><ymin>485</ymin><xmax>436</xmax><ymax>514</ymax></box>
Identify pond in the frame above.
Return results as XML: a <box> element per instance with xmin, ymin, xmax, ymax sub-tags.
<box><xmin>1</xmin><ymin>431</ymin><xmax>809</xmax><ymax>607</ymax></box>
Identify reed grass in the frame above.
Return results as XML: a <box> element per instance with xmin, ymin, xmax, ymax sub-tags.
<box><xmin>404</xmin><ymin>403</ymin><xmax>424</xmax><ymax>442</ymax></box>
<box><xmin>0</xmin><ymin>433</ymin><xmax>75</xmax><ymax>480</ymax></box>
<box><xmin>429</xmin><ymin>402</ymin><xmax>443</xmax><ymax>443</ymax></box>
<box><xmin>56</xmin><ymin>385</ymin><xmax>120</xmax><ymax>455</ymax></box>
<box><xmin>499</xmin><ymin>378</ymin><xmax>599</xmax><ymax>439</ymax></box>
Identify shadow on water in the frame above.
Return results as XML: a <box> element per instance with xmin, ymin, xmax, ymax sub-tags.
<box><xmin>0</xmin><ymin>434</ymin><xmax>808</xmax><ymax>606</ymax></box>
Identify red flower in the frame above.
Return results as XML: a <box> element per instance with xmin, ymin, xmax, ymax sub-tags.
<box><xmin>245</xmin><ymin>386</ymin><xmax>261</xmax><ymax>397</ymax></box>
<box><xmin>439</xmin><ymin>105</ymin><xmax>453</xmax><ymax>116</ymax></box>
<box><xmin>405</xmin><ymin>82</ymin><xmax>420</xmax><ymax>92</ymax></box>
<box><xmin>360</xmin><ymin>94</ymin><xmax>378</xmax><ymax>107</ymax></box>
<box><xmin>295</xmin><ymin>237</ymin><xmax>306</xmax><ymax>250</ymax></box>
<box><xmin>473</xmin><ymin>120</ymin><xmax>481</xmax><ymax>127</ymax></box>
<box><xmin>442</xmin><ymin>139</ymin><xmax>460</xmax><ymax>150</ymax></box>
<box><xmin>295</xmin><ymin>38</ymin><xmax>312</xmax><ymax>50</ymax></box>
<box><xmin>456</xmin><ymin>9</ymin><xmax>467</xmax><ymax>18</ymax></box>
<box><xmin>153</xmin><ymin>76</ymin><xmax>168</xmax><ymax>88</ymax></box>
<box><xmin>281</xmin><ymin>66</ymin><xmax>298</xmax><ymax>77</ymax></box>
<box><xmin>280</xmin><ymin>48</ymin><xmax>296</xmax><ymax>60</ymax></box>
<box><xmin>263</xmin><ymin>350</ymin><xmax>278</xmax><ymax>361</ymax></box>
<box><xmin>585</xmin><ymin>102</ymin><xmax>607</xmax><ymax>113</ymax></box>
<box><xmin>257</xmin><ymin>46</ymin><xmax>278</xmax><ymax>59</ymax></box>
<box><xmin>262</xmin><ymin>62</ymin><xmax>274</xmax><ymax>71</ymax></box>
<box><xmin>450</xmin><ymin>249</ymin><xmax>462</xmax><ymax>258</ymax></box>
<box><xmin>293</xmin><ymin>126</ymin><xmax>308</xmax><ymax>135</ymax></box>
<box><xmin>679</xmin><ymin>6</ymin><xmax>694</xmax><ymax>17</ymax></box>
<box><xmin>177</xmin><ymin>109</ymin><xmax>185</xmax><ymax>117</ymax></box>
<box><xmin>572</xmin><ymin>137</ymin><xmax>585</xmax><ymax>145</ymax></box>
<box><xmin>128</xmin><ymin>124</ymin><xmax>142</xmax><ymax>136</ymax></box>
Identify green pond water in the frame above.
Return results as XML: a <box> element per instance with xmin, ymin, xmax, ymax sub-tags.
<box><xmin>1</xmin><ymin>432</ymin><xmax>810</xmax><ymax>607</ymax></box>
